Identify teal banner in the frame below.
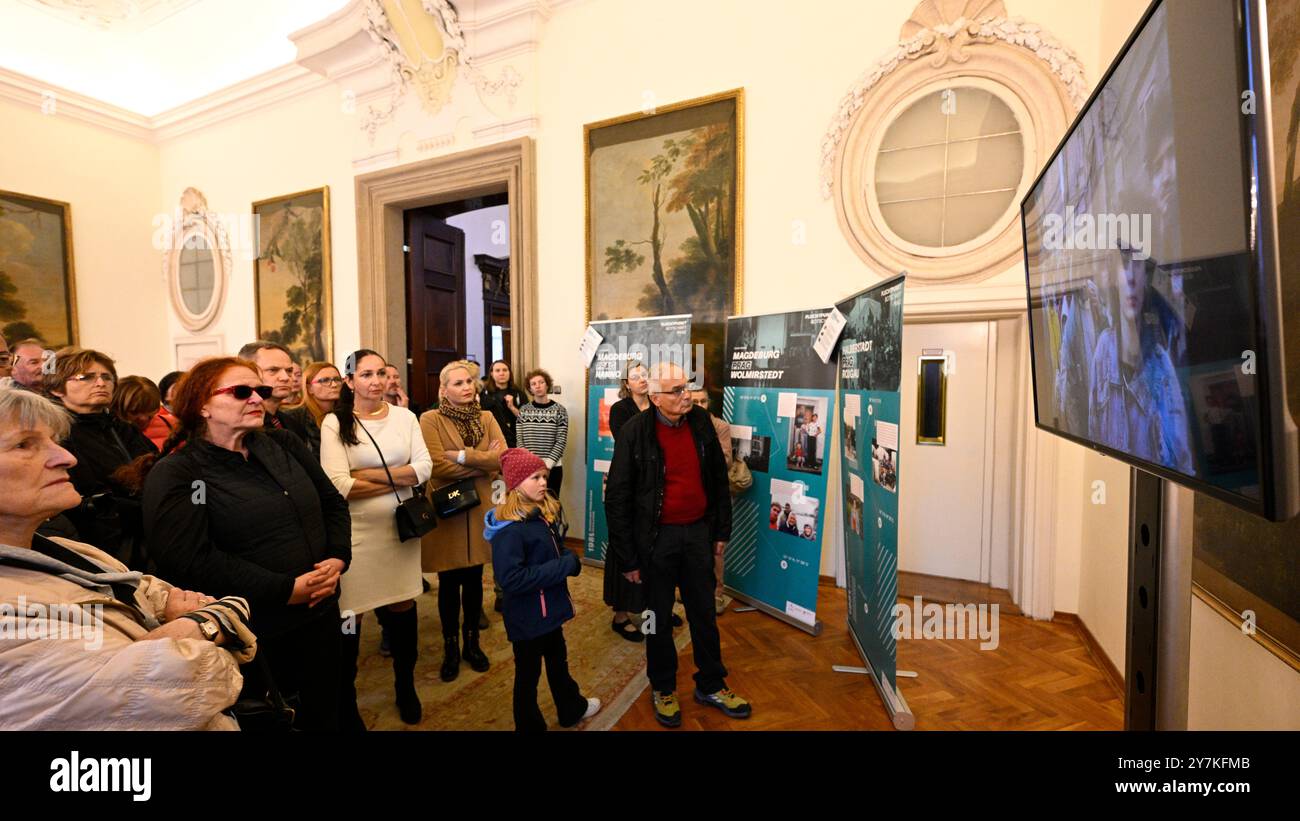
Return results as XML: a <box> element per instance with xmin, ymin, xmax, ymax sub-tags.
<box><xmin>584</xmin><ymin>314</ymin><xmax>693</xmax><ymax>563</ymax></box>
<box><xmin>835</xmin><ymin>276</ymin><xmax>905</xmax><ymax>689</ymax></box>
<box><xmin>722</xmin><ymin>308</ymin><xmax>838</xmax><ymax>631</ymax></box>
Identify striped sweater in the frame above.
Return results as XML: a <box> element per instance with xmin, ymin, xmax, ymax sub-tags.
<box><xmin>517</xmin><ymin>400</ymin><xmax>568</xmax><ymax>467</ymax></box>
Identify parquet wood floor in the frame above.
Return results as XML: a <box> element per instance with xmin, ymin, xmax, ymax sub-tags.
<box><xmin>612</xmin><ymin>578</ymin><xmax>1124</xmax><ymax>731</ymax></box>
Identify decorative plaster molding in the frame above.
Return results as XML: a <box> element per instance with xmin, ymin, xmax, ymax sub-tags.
<box><xmin>0</xmin><ymin>65</ymin><xmax>153</xmax><ymax>140</ymax></box>
<box><xmin>17</xmin><ymin>0</ymin><xmax>195</xmax><ymax>31</ymax></box>
<box><xmin>151</xmin><ymin>64</ymin><xmax>330</xmax><ymax>141</ymax></box>
<box><xmin>820</xmin><ymin>15</ymin><xmax>1088</xmax><ymax>200</ymax></box>
<box><xmin>355</xmin><ymin>0</ymin><xmax>524</xmax><ymax>144</ymax></box>
<box><xmin>0</xmin><ymin>63</ymin><xmax>329</xmax><ymax>143</ymax></box>
<box><xmin>471</xmin><ymin>115</ymin><xmax>539</xmax><ymax>142</ymax></box>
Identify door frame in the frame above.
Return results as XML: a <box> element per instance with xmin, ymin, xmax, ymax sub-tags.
<box><xmin>903</xmin><ymin>303</ymin><xmax>1055</xmax><ymax>620</ymax></box>
<box><xmin>355</xmin><ymin>138</ymin><xmax>538</xmax><ymax>383</ymax></box>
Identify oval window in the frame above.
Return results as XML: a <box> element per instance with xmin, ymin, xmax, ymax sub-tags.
<box><xmin>178</xmin><ymin>232</ymin><xmax>216</xmax><ymax>316</ymax></box>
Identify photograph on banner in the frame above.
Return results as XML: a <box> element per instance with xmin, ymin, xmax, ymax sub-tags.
<box><xmin>722</xmin><ymin>307</ymin><xmax>837</xmax><ymax>630</ymax></box>
<box><xmin>767</xmin><ymin>477</ymin><xmax>820</xmax><ymax>541</ymax></box>
<box><xmin>835</xmin><ymin>275</ymin><xmax>905</xmax><ymax>689</ymax></box>
<box><xmin>871</xmin><ymin>419</ymin><xmax>899</xmax><ymax>493</ymax></box>
<box><xmin>786</xmin><ymin>396</ymin><xmax>829</xmax><ymax>474</ymax></box>
<box><xmin>584</xmin><ymin>314</ymin><xmax>693</xmax><ymax>563</ymax></box>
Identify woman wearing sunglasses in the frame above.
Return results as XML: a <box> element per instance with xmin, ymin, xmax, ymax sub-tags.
<box><xmin>126</xmin><ymin>356</ymin><xmax>353</xmax><ymax>732</ymax></box>
<box><xmin>283</xmin><ymin>361</ymin><xmax>344</xmax><ymax>458</ymax></box>
<box><xmin>43</xmin><ymin>347</ymin><xmax>157</xmax><ymax>569</ymax></box>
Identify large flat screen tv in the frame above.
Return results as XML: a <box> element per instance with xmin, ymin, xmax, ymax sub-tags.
<box><xmin>1022</xmin><ymin>0</ymin><xmax>1298</xmax><ymax>520</ymax></box>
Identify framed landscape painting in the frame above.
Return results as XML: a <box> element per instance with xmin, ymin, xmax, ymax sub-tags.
<box><xmin>0</xmin><ymin>190</ymin><xmax>78</xmax><ymax>347</ymax></box>
<box><xmin>253</xmin><ymin>186</ymin><xmax>333</xmax><ymax>364</ymax></box>
<box><xmin>585</xmin><ymin>89</ymin><xmax>744</xmax><ymax>401</ymax></box>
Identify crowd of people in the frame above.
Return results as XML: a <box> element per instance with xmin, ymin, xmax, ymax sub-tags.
<box><xmin>0</xmin><ymin>335</ymin><xmax>749</xmax><ymax>731</ymax></box>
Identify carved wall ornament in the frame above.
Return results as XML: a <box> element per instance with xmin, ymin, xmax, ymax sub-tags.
<box><xmin>359</xmin><ymin>0</ymin><xmax>524</xmax><ymax>143</ymax></box>
<box><xmin>821</xmin><ymin>0</ymin><xmax>1087</xmax><ymax>284</ymax></box>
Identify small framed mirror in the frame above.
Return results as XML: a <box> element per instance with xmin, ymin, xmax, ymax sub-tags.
<box><xmin>166</xmin><ymin>188</ymin><xmax>229</xmax><ymax>332</ymax></box>
<box><xmin>916</xmin><ymin>353</ymin><xmax>948</xmax><ymax>445</ymax></box>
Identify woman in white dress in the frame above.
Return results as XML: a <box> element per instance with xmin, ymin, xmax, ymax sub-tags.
<box><xmin>320</xmin><ymin>349</ymin><xmax>433</xmax><ymax>728</ymax></box>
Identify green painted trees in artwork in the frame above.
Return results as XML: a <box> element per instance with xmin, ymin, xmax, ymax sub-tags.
<box><xmin>0</xmin><ymin>202</ymin><xmax>36</xmax><ymax>343</ymax></box>
<box><xmin>260</xmin><ymin>205</ymin><xmax>325</xmax><ymax>362</ymax></box>
<box><xmin>602</xmin><ymin>124</ymin><xmax>735</xmax><ymax>320</ymax></box>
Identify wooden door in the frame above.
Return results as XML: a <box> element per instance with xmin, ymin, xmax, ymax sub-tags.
<box><xmin>406</xmin><ymin>212</ymin><xmax>466</xmax><ymax>409</ymax></box>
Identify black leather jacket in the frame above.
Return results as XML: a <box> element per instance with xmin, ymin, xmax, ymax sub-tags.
<box><xmin>604</xmin><ymin>405</ymin><xmax>731</xmax><ymax>572</ymax></box>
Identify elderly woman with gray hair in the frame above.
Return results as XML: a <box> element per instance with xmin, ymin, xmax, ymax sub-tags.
<box><xmin>0</xmin><ymin>390</ymin><xmax>251</xmax><ymax>730</ymax></box>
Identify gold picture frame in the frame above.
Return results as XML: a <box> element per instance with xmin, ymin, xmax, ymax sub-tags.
<box><xmin>0</xmin><ymin>189</ymin><xmax>79</xmax><ymax>348</ymax></box>
<box><xmin>252</xmin><ymin>186</ymin><xmax>333</xmax><ymax>364</ymax></box>
<box><xmin>584</xmin><ymin>89</ymin><xmax>743</xmax><ymax>396</ymax></box>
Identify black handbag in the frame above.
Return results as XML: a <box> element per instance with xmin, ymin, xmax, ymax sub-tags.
<box><xmin>357</xmin><ymin>420</ymin><xmax>438</xmax><ymax>541</ymax></box>
<box><xmin>230</xmin><ymin>651</ymin><xmax>296</xmax><ymax>732</ymax></box>
<box><xmin>430</xmin><ymin>477</ymin><xmax>481</xmax><ymax>518</ymax></box>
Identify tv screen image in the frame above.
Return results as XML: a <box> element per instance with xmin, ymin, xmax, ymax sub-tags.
<box><xmin>1021</xmin><ymin>0</ymin><xmax>1297</xmax><ymax>519</ymax></box>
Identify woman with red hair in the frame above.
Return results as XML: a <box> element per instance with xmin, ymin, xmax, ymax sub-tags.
<box><xmin>129</xmin><ymin>356</ymin><xmax>353</xmax><ymax>732</ymax></box>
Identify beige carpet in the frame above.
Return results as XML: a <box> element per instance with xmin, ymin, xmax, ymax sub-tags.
<box><xmin>356</xmin><ymin>561</ymin><xmax>689</xmax><ymax>731</ymax></box>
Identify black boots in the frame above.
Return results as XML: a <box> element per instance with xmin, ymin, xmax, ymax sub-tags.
<box><xmin>440</xmin><ymin>633</ymin><xmax>461</xmax><ymax>682</ymax></box>
<box><xmin>462</xmin><ymin>627</ymin><xmax>490</xmax><ymax>673</ymax></box>
<box><xmin>387</xmin><ymin>605</ymin><xmax>422</xmax><ymax>725</ymax></box>
<box><xmin>339</xmin><ymin>616</ymin><xmax>367</xmax><ymax>732</ymax></box>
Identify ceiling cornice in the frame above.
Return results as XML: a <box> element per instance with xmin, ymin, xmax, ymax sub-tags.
<box><xmin>0</xmin><ymin>61</ymin><xmax>330</xmax><ymax>143</ymax></box>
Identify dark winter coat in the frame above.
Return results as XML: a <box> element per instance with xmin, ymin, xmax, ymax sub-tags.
<box><xmin>605</xmin><ymin>405</ymin><xmax>731</xmax><ymax>573</ymax></box>
<box><xmin>486</xmin><ymin>508</ymin><xmax>580</xmax><ymax>642</ymax></box>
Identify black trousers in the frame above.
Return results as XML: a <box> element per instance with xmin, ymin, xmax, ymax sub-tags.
<box><xmin>511</xmin><ymin>627</ymin><xmax>587</xmax><ymax>731</ymax></box>
<box><xmin>244</xmin><ymin>602</ymin><xmax>341</xmax><ymax>732</ymax></box>
<box><xmin>546</xmin><ymin>466</ymin><xmax>564</xmax><ymax>497</ymax></box>
<box><xmin>644</xmin><ymin>520</ymin><xmax>727</xmax><ymax>695</ymax></box>
<box><xmin>438</xmin><ymin>564</ymin><xmax>483</xmax><ymax>636</ymax></box>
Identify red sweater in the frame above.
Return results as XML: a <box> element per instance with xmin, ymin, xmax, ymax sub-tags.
<box><xmin>655</xmin><ymin>415</ymin><xmax>707</xmax><ymax>525</ymax></box>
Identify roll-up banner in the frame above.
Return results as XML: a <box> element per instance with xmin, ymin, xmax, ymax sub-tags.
<box><xmin>583</xmin><ymin>314</ymin><xmax>693</xmax><ymax>564</ymax></box>
<box><xmin>834</xmin><ymin>275</ymin><xmax>911</xmax><ymax>728</ymax></box>
<box><xmin>722</xmin><ymin>308</ymin><xmax>838</xmax><ymax>634</ymax></box>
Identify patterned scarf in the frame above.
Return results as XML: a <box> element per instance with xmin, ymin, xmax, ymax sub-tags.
<box><xmin>440</xmin><ymin>398</ymin><xmax>485</xmax><ymax>447</ymax></box>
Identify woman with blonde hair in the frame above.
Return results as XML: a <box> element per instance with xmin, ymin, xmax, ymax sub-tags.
<box><xmin>420</xmin><ymin>360</ymin><xmax>505</xmax><ymax>681</ymax></box>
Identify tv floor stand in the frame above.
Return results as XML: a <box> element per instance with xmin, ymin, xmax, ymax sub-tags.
<box><xmin>1124</xmin><ymin>467</ymin><xmax>1194</xmax><ymax>730</ymax></box>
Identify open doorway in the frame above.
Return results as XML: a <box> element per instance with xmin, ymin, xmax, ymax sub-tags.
<box><xmin>354</xmin><ymin>138</ymin><xmax>538</xmax><ymax>416</ymax></box>
<box><xmin>403</xmin><ymin>193</ymin><xmax>510</xmax><ymax>409</ymax></box>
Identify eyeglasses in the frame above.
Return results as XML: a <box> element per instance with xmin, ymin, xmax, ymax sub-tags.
<box><xmin>654</xmin><ymin>384</ymin><xmax>690</xmax><ymax>396</ymax></box>
<box><xmin>211</xmin><ymin>385</ymin><xmax>274</xmax><ymax>401</ymax></box>
<box><xmin>69</xmin><ymin>373</ymin><xmax>116</xmax><ymax>384</ymax></box>
<box><xmin>312</xmin><ymin>377</ymin><xmax>344</xmax><ymax>386</ymax></box>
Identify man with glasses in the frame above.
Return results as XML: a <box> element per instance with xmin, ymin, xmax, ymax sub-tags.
<box><xmin>605</xmin><ymin>360</ymin><xmax>750</xmax><ymax>728</ymax></box>
<box><xmin>237</xmin><ymin>341</ymin><xmax>309</xmax><ymax>445</ymax></box>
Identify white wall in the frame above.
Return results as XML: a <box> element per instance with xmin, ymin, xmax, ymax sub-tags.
<box><xmin>446</xmin><ymin>203</ymin><xmax>510</xmax><ymax>368</ymax></box>
<box><xmin>156</xmin><ymin>81</ymin><xmax>359</xmax><ymax>366</ymax></box>
<box><xmin>0</xmin><ymin>96</ymin><xmax>167</xmax><ymax>380</ymax></box>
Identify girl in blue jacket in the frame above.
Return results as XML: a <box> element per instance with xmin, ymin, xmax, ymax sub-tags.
<box><xmin>484</xmin><ymin>448</ymin><xmax>600</xmax><ymax>731</ymax></box>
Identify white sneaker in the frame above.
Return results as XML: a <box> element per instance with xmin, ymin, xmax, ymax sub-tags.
<box><xmin>582</xmin><ymin>697</ymin><xmax>602</xmax><ymax>719</ymax></box>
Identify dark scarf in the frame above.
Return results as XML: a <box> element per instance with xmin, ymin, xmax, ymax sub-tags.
<box><xmin>440</xmin><ymin>399</ymin><xmax>485</xmax><ymax>447</ymax></box>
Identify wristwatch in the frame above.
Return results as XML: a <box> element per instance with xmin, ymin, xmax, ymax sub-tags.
<box><xmin>456</xmin><ymin>449</ymin><xmax>466</xmax><ymax>464</ymax></box>
<box><xmin>181</xmin><ymin>613</ymin><xmax>220</xmax><ymax>641</ymax></box>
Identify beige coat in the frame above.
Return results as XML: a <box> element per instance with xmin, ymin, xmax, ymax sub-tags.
<box><xmin>419</xmin><ymin>409</ymin><xmax>504</xmax><ymax>573</ymax></box>
<box><xmin>0</xmin><ymin>537</ymin><xmax>243</xmax><ymax>730</ymax></box>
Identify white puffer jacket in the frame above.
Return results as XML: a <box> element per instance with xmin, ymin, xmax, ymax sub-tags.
<box><xmin>0</xmin><ymin>537</ymin><xmax>243</xmax><ymax>730</ymax></box>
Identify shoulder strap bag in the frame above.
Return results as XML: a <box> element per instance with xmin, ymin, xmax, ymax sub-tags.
<box><xmin>357</xmin><ymin>419</ymin><xmax>438</xmax><ymax>541</ymax></box>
